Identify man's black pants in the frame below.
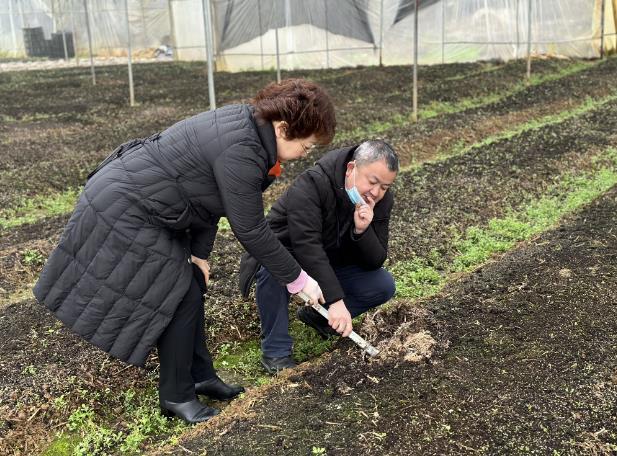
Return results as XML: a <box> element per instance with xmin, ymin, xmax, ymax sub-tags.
<box><xmin>157</xmin><ymin>264</ymin><xmax>216</xmax><ymax>402</ymax></box>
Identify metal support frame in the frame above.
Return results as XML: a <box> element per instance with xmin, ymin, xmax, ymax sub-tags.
<box><xmin>441</xmin><ymin>0</ymin><xmax>445</xmax><ymax>64</ymax></box>
<box><xmin>275</xmin><ymin>27</ymin><xmax>281</xmax><ymax>83</ymax></box>
<box><xmin>515</xmin><ymin>0</ymin><xmax>520</xmax><ymax>59</ymax></box>
<box><xmin>124</xmin><ymin>0</ymin><xmax>135</xmax><ymax>106</ymax></box>
<box><xmin>69</xmin><ymin>1</ymin><xmax>79</xmax><ymax>64</ymax></box>
<box><xmin>61</xmin><ymin>0</ymin><xmax>68</xmax><ymax>61</ymax></box>
<box><xmin>526</xmin><ymin>0</ymin><xmax>532</xmax><ymax>81</ymax></box>
<box><xmin>257</xmin><ymin>0</ymin><xmax>264</xmax><ymax>70</ymax></box>
<box><xmin>201</xmin><ymin>0</ymin><xmax>216</xmax><ymax>110</ymax></box>
<box><xmin>379</xmin><ymin>0</ymin><xmax>384</xmax><ymax>66</ymax></box>
<box><xmin>412</xmin><ymin>0</ymin><xmax>418</xmax><ymax>122</ymax></box>
<box><xmin>600</xmin><ymin>0</ymin><xmax>606</xmax><ymax>58</ymax></box>
<box><xmin>167</xmin><ymin>0</ymin><xmax>177</xmax><ymax>61</ymax></box>
<box><xmin>8</xmin><ymin>0</ymin><xmax>17</xmax><ymax>57</ymax></box>
<box><xmin>83</xmin><ymin>0</ymin><xmax>96</xmax><ymax>85</ymax></box>
<box><xmin>324</xmin><ymin>0</ymin><xmax>330</xmax><ymax>68</ymax></box>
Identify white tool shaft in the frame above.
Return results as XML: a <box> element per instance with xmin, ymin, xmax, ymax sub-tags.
<box><xmin>297</xmin><ymin>292</ymin><xmax>380</xmax><ymax>357</ymax></box>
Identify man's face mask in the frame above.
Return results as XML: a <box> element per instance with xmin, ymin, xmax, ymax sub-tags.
<box><xmin>345</xmin><ymin>164</ymin><xmax>367</xmax><ymax>206</ymax></box>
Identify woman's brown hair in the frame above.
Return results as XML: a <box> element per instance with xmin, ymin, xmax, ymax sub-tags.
<box><xmin>251</xmin><ymin>78</ymin><xmax>336</xmax><ymax>145</ymax></box>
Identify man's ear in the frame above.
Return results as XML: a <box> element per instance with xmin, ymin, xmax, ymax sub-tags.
<box><xmin>345</xmin><ymin>160</ymin><xmax>355</xmax><ymax>177</ymax></box>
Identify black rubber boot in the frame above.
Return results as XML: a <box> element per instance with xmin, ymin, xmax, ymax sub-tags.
<box><xmin>160</xmin><ymin>398</ymin><xmax>219</xmax><ymax>424</ymax></box>
<box><xmin>261</xmin><ymin>355</ymin><xmax>298</xmax><ymax>375</ymax></box>
<box><xmin>195</xmin><ymin>376</ymin><xmax>245</xmax><ymax>400</ymax></box>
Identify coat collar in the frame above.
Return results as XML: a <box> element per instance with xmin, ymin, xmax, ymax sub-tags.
<box><xmin>252</xmin><ymin>109</ymin><xmax>278</xmax><ymax>171</ymax></box>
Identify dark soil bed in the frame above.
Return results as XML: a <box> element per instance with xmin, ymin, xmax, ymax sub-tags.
<box><xmin>171</xmin><ymin>186</ymin><xmax>617</xmax><ymax>455</ymax></box>
<box><xmin>0</xmin><ymin>59</ymin><xmax>577</xmax><ymax>211</ymax></box>
<box><xmin>0</xmin><ymin>58</ymin><xmax>614</xmax><ymax>454</ymax></box>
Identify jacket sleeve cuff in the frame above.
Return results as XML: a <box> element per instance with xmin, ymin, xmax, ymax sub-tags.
<box><xmin>286</xmin><ymin>269</ymin><xmax>308</xmax><ymax>294</ymax></box>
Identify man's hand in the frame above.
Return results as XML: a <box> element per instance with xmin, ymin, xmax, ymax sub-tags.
<box><xmin>191</xmin><ymin>255</ymin><xmax>210</xmax><ymax>285</ymax></box>
<box><xmin>353</xmin><ymin>195</ymin><xmax>375</xmax><ymax>235</ymax></box>
<box><xmin>327</xmin><ymin>300</ymin><xmax>353</xmax><ymax>337</ymax></box>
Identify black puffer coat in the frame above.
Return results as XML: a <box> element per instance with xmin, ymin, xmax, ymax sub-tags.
<box><xmin>34</xmin><ymin>104</ymin><xmax>300</xmax><ymax>366</ymax></box>
<box><xmin>241</xmin><ymin>146</ymin><xmax>393</xmax><ymax>303</ymax></box>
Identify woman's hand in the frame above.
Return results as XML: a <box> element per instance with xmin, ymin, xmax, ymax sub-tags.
<box><xmin>191</xmin><ymin>255</ymin><xmax>210</xmax><ymax>286</ymax></box>
<box><xmin>300</xmin><ymin>274</ymin><xmax>325</xmax><ymax>305</ymax></box>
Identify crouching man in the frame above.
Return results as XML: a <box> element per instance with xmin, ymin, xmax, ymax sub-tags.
<box><xmin>240</xmin><ymin>140</ymin><xmax>399</xmax><ymax>374</ymax></box>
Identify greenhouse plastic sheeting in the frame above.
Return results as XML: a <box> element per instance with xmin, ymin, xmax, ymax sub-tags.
<box><xmin>1</xmin><ymin>0</ymin><xmax>615</xmax><ymax>69</ymax></box>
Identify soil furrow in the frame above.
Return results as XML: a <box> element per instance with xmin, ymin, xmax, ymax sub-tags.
<box><xmin>171</xmin><ymin>186</ymin><xmax>617</xmax><ymax>455</ymax></box>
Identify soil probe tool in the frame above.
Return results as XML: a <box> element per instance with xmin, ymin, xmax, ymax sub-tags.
<box><xmin>297</xmin><ymin>291</ymin><xmax>380</xmax><ymax>357</ymax></box>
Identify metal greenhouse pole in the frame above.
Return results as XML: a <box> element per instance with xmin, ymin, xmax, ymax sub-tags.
<box><xmin>167</xmin><ymin>0</ymin><xmax>177</xmax><ymax>61</ymax></box>
<box><xmin>324</xmin><ymin>0</ymin><xmax>330</xmax><ymax>68</ymax></box>
<box><xmin>201</xmin><ymin>0</ymin><xmax>216</xmax><ymax>110</ymax></box>
<box><xmin>257</xmin><ymin>0</ymin><xmax>264</xmax><ymax>70</ymax></box>
<box><xmin>8</xmin><ymin>0</ymin><xmax>17</xmax><ymax>57</ymax></box>
<box><xmin>441</xmin><ymin>0</ymin><xmax>445</xmax><ymax>63</ymax></box>
<box><xmin>514</xmin><ymin>0</ymin><xmax>521</xmax><ymax>59</ymax></box>
<box><xmin>124</xmin><ymin>0</ymin><xmax>135</xmax><ymax>106</ymax></box>
<box><xmin>83</xmin><ymin>0</ymin><xmax>96</xmax><ymax>85</ymax></box>
<box><xmin>69</xmin><ymin>0</ymin><xmax>79</xmax><ymax>64</ymax></box>
<box><xmin>526</xmin><ymin>0</ymin><xmax>532</xmax><ymax>81</ymax></box>
<box><xmin>412</xmin><ymin>0</ymin><xmax>418</xmax><ymax>122</ymax></box>
<box><xmin>61</xmin><ymin>1</ymin><xmax>69</xmax><ymax>61</ymax></box>
<box><xmin>379</xmin><ymin>0</ymin><xmax>384</xmax><ymax>66</ymax></box>
<box><xmin>600</xmin><ymin>0</ymin><xmax>606</xmax><ymax>58</ymax></box>
<box><xmin>275</xmin><ymin>27</ymin><xmax>281</xmax><ymax>83</ymax></box>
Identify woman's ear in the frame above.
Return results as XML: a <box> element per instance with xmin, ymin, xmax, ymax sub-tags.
<box><xmin>273</xmin><ymin>121</ymin><xmax>289</xmax><ymax>139</ymax></box>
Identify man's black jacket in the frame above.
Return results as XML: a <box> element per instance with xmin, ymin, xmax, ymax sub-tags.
<box><xmin>241</xmin><ymin>145</ymin><xmax>394</xmax><ymax>303</ymax></box>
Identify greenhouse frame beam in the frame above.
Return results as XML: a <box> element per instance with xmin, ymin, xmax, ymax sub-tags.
<box><xmin>124</xmin><ymin>0</ymin><xmax>135</xmax><ymax>106</ymax></box>
<box><xmin>526</xmin><ymin>0</ymin><xmax>532</xmax><ymax>81</ymax></box>
<box><xmin>83</xmin><ymin>0</ymin><xmax>96</xmax><ymax>85</ymax></box>
<box><xmin>412</xmin><ymin>0</ymin><xmax>418</xmax><ymax>122</ymax></box>
<box><xmin>202</xmin><ymin>0</ymin><xmax>216</xmax><ymax>110</ymax></box>
<box><xmin>600</xmin><ymin>0</ymin><xmax>606</xmax><ymax>58</ymax></box>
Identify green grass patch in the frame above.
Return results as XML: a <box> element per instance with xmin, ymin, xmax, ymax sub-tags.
<box><xmin>444</xmin><ymin>91</ymin><xmax>617</xmax><ymax>159</ymax></box>
<box><xmin>211</xmin><ymin>316</ymin><xmax>336</xmax><ymax>385</ymax></box>
<box><xmin>393</xmin><ymin>147</ymin><xmax>617</xmax><ymax>296</ymax></box>
<box><xmin>337</xmin><ymin>59</ymin><xmax>598</xmax><ymax>145</ymax></box>
<box><xmin>390</xmin><ymin>257</ymin><xmax>444</xmax><ymax>299</ymax></box>
<box><xmin>0</xmin><ymin>188</ymin><xmax>80</xmax><ymax>230</ymax></box>
<box><xmin>43</xmin><ymin>387</ymin><xmax>189</xmax><ymax>456</ymax></box>
<box><xmin>213</xmin><ymin>339</ymin><xmax>265</xmax><ymax>382</ymax></box>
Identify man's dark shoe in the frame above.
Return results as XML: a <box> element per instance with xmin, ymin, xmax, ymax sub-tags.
<box><xmin>160</xmin><ymin>398</ymin><xmax>219</xmax><ymax>424</ymax></box>
<box><xmin>195</xmin><ymin>376</ymin><xmax>245</xmax><ymax>400</ymax></box>
<box><xmin>261</xmin><ymin>355</ymin><xmax>297</xmax><ymax>374</ymax></box>
<box><xmin>297</xmin><ymin>306</ymin><xmax>339</xmax><ymax>340</ymax></box>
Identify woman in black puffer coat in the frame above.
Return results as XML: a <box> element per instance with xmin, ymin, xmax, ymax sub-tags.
<box><xmin>34</xmin><ymin>79</ymin><xmax>335</xmax><ymax>423</ymax></box>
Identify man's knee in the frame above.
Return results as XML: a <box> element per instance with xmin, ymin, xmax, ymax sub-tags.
<box><xmin>376</xmin><ymin>269</ymin><xmax>396</xmax><ymax>303</ymax></box>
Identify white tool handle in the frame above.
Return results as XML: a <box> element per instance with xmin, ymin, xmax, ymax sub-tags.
<box><xmin>297</xmin><ymin>292</ymin><xmax>380</xmax><ymax>357</ymax></box>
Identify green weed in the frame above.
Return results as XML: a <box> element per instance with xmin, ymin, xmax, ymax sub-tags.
<box><xmin>0</xmin><ymin>188</ymin><xmax>81</xmax><ymax>230</ymax></box>
<box><xmin>46</xmin><ymin>388</ymin><xmax>188</xmax><ymax>456</ymax></box>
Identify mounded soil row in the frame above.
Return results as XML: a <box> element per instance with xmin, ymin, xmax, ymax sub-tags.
<box><xmin>2</xmin><ymin>58</ymin><xmax>614</xmax><ymax>309</ymax></box>
<box><xmin>1</xmin><ymin>86</ymin><xmax>617</xmax><ymax>454</ymax></box>
<box><xmin>0</xmin><ymin>58</ymin><xmax>577</xmax><ymax>210</ymax></box>
<box><xmin>170</xmin><ymin>185</ymin><xmax>617</xmax><ymax>455</ymax></box>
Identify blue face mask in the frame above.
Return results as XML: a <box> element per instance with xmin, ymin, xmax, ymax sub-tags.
<box><xmin>345</xmin><ymin>165</ymin><xmax>366</xmax><ymax>206</ymax></box>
